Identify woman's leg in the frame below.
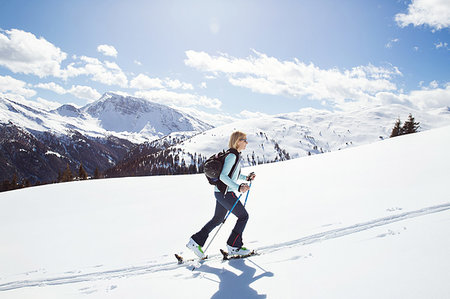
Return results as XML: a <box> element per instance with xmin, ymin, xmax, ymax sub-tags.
<box><xmin>215</xmin><ymin>192</ymin><xmax>249</xmax><ymax>248</ymax></box>
<box><xmin>191</xmin><ymin>194</ymin><xmax>227</xmax><ymax>246</ymax></box>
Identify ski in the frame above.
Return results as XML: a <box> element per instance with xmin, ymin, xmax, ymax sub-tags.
<box><xmin>174</xmin><ymin>253</ymin><xmax>207</xmax><ymax>265</ymax></box>
<box><xmin>220</xmin><ymin>249</ymin><xmax>258</xmax><ymax>260</ymax></box>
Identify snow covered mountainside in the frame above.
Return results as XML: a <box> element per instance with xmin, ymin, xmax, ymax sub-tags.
<box><xmin>2</xmin><ymin>90</ymin><xmax>450</xmax><ymax>184</ymax></box>
<box><xmin>0</xmin><ymin>125</ymin><xmax>449</xmax><ymax>298</ymax></box>
<box><xmin>143</xmin><ymin>104</ymin><xmax>450</xmax><ymax>170</ymax></box>
<box><xmin>0</xmin><ymin>93</ymin><xmax>213</xmax><ymax>143</ymax></box>
<box><xmin>83</xmin><ymin>93</ymin><xmax>213</xmax><ymax>138</ymax></box>
<box><xmin>0</xmin><ymin>93</ymin><xmax>212</xmax><ymax>184</ymax></box>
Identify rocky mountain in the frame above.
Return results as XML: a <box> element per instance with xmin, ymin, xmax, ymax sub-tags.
<box><xmin>105</xmin><ymin>104</ymin><xmax>450</xmax><ymax>178</ymax></box>
<box><xmin>0</xmin><ymin>121</ymin><xmax>135</xmax><ymax>186</ymax></box>
<box><xmin>82</xmin><ymin>93</ymin><xmax>213</xmax><ymax>140</ymax></box>
<box><xmin>0</xmin><ymin>94</ymin><xmax>213</xmax><ymax>187</ymax></box>
<box><xmin>2</xmin><ymin>91</ymin><xmax>450</xmax><ymax>188</ymax></box>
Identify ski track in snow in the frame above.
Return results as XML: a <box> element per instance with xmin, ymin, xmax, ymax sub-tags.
<box><xmin>1</xmin><ymin>202</ymin><xmax>449</xmax><ymax>292</ymax></box>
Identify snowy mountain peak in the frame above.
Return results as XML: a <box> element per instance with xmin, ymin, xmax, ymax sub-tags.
<box><xmin>81</xmin><ymin>92</ymin><xmax>213</xmax><ymax>137</ymax></box>
<box><xmin>53</xmin><ymin>104</ymin><xmax>84</xmax><ymax>118</ymax></box>
<box><xmin>83</xmin><ymin>92</ymin><xmax>163</xmax><ymax>116</ymax></box>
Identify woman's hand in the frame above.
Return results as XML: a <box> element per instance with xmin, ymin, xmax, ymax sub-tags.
<box><xmin>246</xmin><ymin>172</ymin><xmax>256</xmax><ymax>181</ymax></box>
<box><xmin>239</xmin><ymin>183</ymin><xmax>250</xmax><ymax>193</ymax></box>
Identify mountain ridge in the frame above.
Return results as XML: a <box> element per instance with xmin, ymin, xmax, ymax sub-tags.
<box><xmin>2</xmin><ymin>93</ymin><xmax>450</xmax><ymax>186</ymax></box>
<box><xmin>0</xmin><ymin>93</ymin><xmax>213</xmax><ymax>185</ymax></box>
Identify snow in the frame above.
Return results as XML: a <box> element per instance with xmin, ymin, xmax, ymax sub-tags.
<box><xmin>171</xmin><ymin>104</ymin><xmax>450</xmax><ymax>167</ymax></box>
<box><xmin>0</xmin><ymin>126</ymin><xmax>449</xmax><ymax>298</ymax></box>
<box><xmin>45</xmin><ymin>151</ymin><xmax>62</xmax><ymax>157</ymax></box>
<box><xmin>0</xmin><ymin>93</ymin><xmax>212</xmax><ymax>144</ymax></box>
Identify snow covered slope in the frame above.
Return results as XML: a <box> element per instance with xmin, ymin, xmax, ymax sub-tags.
<box><xmin>0</xmin><ymin>125</ymin><xmax>449</xmax><ymax>298</ymax></box>
<box><xmin>169</xmin><ymin>104</ymin><xmax>450</xmax><ymax>167</ymax></box>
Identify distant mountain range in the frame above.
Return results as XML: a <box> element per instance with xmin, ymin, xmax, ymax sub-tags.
<box><xmin>0</xmin><ymin>93</ymin><xmax>212</xmax><ymax>185</ymax></box>
<box><xmin>1</xmin><ymin>92</ymin><xmax>450</xmax><ymax>188</ymax></box>
<box><xmin>109</xmin><ymin>103</ymin><xmax>449</xmax><ymax>178</ymax></box>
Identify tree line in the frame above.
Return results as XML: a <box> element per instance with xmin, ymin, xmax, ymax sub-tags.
<box><xmin>1</xmin><ymin>114</ymin><xmax>422</xmax><ymax>193</ymax></box>
<box><xmin>390</xmin><ymin>113</ymin><xmax>420</xmax><ymax>138</ymax></box>
<box><xmin>1</xmin><ymin>163</ymin><xmax>102</xmax><ymax>192</ymax></box>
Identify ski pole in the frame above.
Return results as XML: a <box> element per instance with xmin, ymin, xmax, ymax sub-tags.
<box><xmin>224</xmin><ymin>193</ymin><xmax>242</xmax><ymax>223</ymax></box>
<box><xmin>203</xmin><ymin>193</ymin><xmax>242</xmax><ymax>254</ymax></box>
<box><xmin>243</xmin><ymin>181</ymin><xmax>252</xmax><ymax>207</ymax></box>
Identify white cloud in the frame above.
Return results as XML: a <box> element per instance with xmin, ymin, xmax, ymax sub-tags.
<box><xmin>0</xmin><ymin>75</ymin><xmax>36</xmax><ymax>100</ymax></box>
<box><xmin>134</xmin><ymin>89</ymin><xmax>222</xmax><ymax>110</ymax></box>
<box><xmin>0</xmin><ymin>29</ymin><xmax>128</xmax><ymax>87</ymax></box>
<box><xmin>176</xmin><ymin>106</ymin><xmax>237</xmax><ymax>127</ymax></box>
<box><xmin>130</xmin><ymin>74</ymin><xmax>194</xmax><ymax>90</ymax></box>
<box><xmin>185</xmin><ymin>50</ymin><xmax>401</xmax><ymax>110</ymax></box>
<box><xmin>130</xmin><ymin>74</ymin><xmax>164</xmax><ymax>89</ymax></box>
<box><xmin>68</xmin><ymin>85</ymin><xmax>101</xmax><ymax>102</ymax></box>
<box><xmin>428</xmin><ymin>80</ymin><xmax>439</xmax><ymax>89</ymax></box>
<box><xmin>97</xmin><ymin>44</ymin><xmax>118</xmax><ymax>57</ymax></box>
<box><xmin>238</xmin><ymin>110</ymin><xmax>271</xmax><ymax>119</ymax></box>
<box><xmin>385</xmin><ymin>38</ymin><xmax>399</xmax><ymax>48</ymax></box>
<box><xmin>435</xmin><ymin>41</ymin><xmax>449</xmax><ymax>49</ymax></box>
<box><xmin>65</xmin><ymin>56</ymin><xmax>128</xmax><ymax>87</ymax></box>
<box><xmin>374</xmin><ymin>81</ymin><xmax>450</xmax><ymax>110</ymax></box>
<box><xmin>134</xmin><ymin>60</ymin><xmax>142</xmax><ymax>66</ymax></box>
<box><xmin>35</xmin><ymin>81</ymin><xmax>100</xmax><ymax>102</ymax></box>
<box><xmin>164</xmin><ymin>78</ymin><xmax>194</xmax><ymax>90</ymax></box>
<box><xmin>395</xmin><ymin>0</ymin><xmax>450</xmax><ymax>30</ymax></box>
<box><xmin>374</xmin><ymin>91</ymin><xmax>411</xmax><ymax>106</ymax></box>
<box><xmin>35</xmin><ymin>82</ymin><xmax>67</xmax><ymax>94</ymax></box>
<box><xmin>0</xmin><ymin>29</ymin><xmax>67</xmax><ymax>78</ymax></box>
<box><xmin>409</xmin><ymin>83</ymin><xmax>450</xmax><ymax>109</ymax></box>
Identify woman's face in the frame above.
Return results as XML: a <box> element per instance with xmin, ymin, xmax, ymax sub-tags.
<box><xmin>237</xmin><ymin>135</ymin><xmax>248</xmax><ymax>151</ymax></box>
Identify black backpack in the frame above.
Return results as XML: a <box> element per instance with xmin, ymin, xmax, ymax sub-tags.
<box><xmin>204</xmin><ymin>148</ymin><xmax>240</xmax><ymax>186</ymax></box>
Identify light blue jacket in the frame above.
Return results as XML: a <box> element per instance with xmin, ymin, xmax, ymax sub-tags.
<box><xmin>215</xmin><ymin>152</ymin><xmax>247</xmax><ymax>193</ymax></box>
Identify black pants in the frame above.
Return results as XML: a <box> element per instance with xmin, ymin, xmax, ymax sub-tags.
<box><xmin>192</xmin><ymin>191</ymin><xmax>249</xmax><ymax>248</ymax></box>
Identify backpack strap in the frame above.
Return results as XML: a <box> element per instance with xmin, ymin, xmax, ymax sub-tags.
<box><xmin>226</xmin><ymin>148</ymin><xmax>240</xmax><ymax>178</ymax></box>
<box><xmin>217</xmin><ymin>148</ymin><xmax>240</xmax><ymax>194</ymax></box>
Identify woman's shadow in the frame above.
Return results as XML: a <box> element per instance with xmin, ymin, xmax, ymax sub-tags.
<box><xmin>194</xmin><ymin>258</ymin><xmax>274</xmax><ymax>298</ymax></box>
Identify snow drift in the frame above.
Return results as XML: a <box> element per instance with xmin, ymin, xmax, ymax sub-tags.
<box><xmin>0</xmin><ymin>126</ymin><xmax>449</xmax><ymax>298</ymax></box>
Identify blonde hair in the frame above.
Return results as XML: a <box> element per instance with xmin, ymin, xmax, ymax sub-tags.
<box><xmin>228</xmin><ymin>131</ymin><xmax>246</xmax><ymax>149</ymax></box>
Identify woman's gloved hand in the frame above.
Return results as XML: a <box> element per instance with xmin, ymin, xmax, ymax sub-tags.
<box><xmin>239</xmin><ymin>183</ymin><xmax>250</xmax><ymax>193</ymax></box>
<box><xmin>246</xmin><ymin>172</ymin><xmax>256</xmax><ymax>181</ymax></box>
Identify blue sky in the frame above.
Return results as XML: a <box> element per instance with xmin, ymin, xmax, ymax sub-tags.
<box><xmin>0</xmin><ymin>0</ymin><xmax>449</xmax><ymax>125</ymax></box>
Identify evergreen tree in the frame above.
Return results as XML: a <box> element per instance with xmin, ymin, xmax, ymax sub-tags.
<box><xmin>402</xmin><ymin>113</ymin><xmax>420</xmax><ymax>135</ymax></box>
<box><xmin>390</xmin><ymin>118</ymin><xmax>402</xmax><ymax>138</ymax></box>
<box><xmin>57</xmin><ymin>171</ymin><xmax>63</xmax><ymax>183</ymax></box>
<box><xmin>78</xmin><ymin>163</ymin><xmax>88</xmax><ymax>180</ymax></box>
<box><xmin>11</xmin><ymin>174</ymin><xmax>18</xmax><ymax>189</ymax></box>
<box><xmin>62</xmin><ymin>163</ymin><xmax>73</xmax><ymax>182</ymax></box>
<box><xmin>2</xmin><ymin>180</ymin><xmax>10</xmax><ymax>192</ymax></box>
<box><xmin>23</xmin><ymin>178</ymin><xmax>31</xmax><ymax>188</ymax></box>
<box><xmin>94</xmin><ymin>168</ymin><xmax>100</xmax><ymax>179</ymax></box>
<box><xmin>390</xmin><ymin>114</ymin><xmax>420</xmax><ymax>138</ymax></box>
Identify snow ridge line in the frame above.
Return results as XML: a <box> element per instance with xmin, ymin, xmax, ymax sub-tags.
<box><xmin>1</xmin><ymin>202</ymin><xmax>449</xmax><ymax>292</ymax></box>
<box><xmin>257</xmin><ymin>202</ymin><xmax>450</xmax><ymax>254</ymax></box>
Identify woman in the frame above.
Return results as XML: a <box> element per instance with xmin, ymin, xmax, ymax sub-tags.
<box><xmin>187</xmin><ymin>131</ymin><xmax>256</xmax><ymax>257</ymax></box>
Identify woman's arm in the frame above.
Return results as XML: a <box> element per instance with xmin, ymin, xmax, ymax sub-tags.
<box><xmin>219</xmin><ymin>153</ymin><xmax>240</xmax><ymax>190</ymax></box>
